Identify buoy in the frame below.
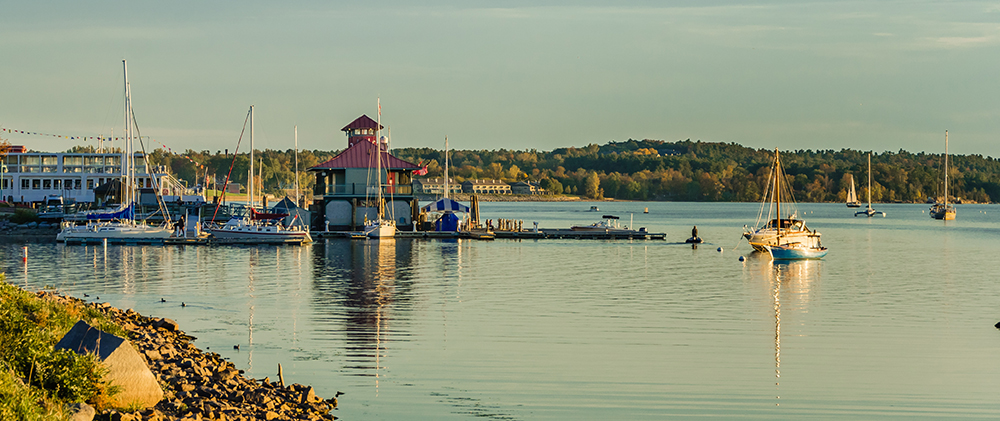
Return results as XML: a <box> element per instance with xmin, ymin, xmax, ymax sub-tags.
<box><xmin>717</xmin><ymin>247</ymin><xmax>723</xmax><ymax>252</ymax></box>
<box><xmin>22</xmin><ymin>246</ymin><xmax>27</xmax><ymax>262</ymax></box>
<box><xmin>739</xmin><ymin>256</ymin><xmax>745</xmax><ymax>262</ymax></box>
<box><xmin>995</xmin><ymin>321</ymin><xmax>1000</xmax><ymax>329</ymax></box>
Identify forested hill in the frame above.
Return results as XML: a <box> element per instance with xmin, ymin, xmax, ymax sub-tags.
<box><xmin>132</xmin><ymin>139</ymin><xmax>999</xmax><ymax>203</ymax></box>
<box><xmin>392</xmin><ymin>139</ymin><xmax>1000</xmax><ymax>203</ymax></box>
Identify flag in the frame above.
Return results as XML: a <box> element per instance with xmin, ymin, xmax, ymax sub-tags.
<box><xmin>414</xmin><ymin>166</ymin><xmax>428</xmax><ymax>176</ymax></box>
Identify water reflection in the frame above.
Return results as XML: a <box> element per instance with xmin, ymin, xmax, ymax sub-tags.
<box><xmin>311</xmin><ymin>239</ymin><xmax>417</xmax><ymax>389</ymax></box>
<box><xmin>745</xmin><ymin>256</ymin><xmax>822</xmax><ymax>407</ymax></box>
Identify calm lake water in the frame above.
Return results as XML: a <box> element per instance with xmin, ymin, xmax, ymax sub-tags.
<box><xmin>4</xmin><ymin>202</ymin><xmax>1000</xmax><ymax>419</ymax></box>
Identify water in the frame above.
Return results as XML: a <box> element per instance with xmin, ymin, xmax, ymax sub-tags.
<box><xmin>3</xmin><ymin>202</ymin><xmax>1000</xmax><ymax>419</ymax></box>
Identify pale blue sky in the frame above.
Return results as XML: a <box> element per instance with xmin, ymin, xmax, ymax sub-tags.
<box><xmin>2</xmin><ymin>1</ymin><xmax>998</xmax><ymax>156</ymax></box>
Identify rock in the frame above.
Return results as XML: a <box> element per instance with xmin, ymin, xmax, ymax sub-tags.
<box><xmin>264</xmin><ymin>410</ymin><xmax>280</xmax><ymax>420</ymax></box>
<box><xmin>155</xmin><ymin>318</ymin><xmax>180</xmax><ymax>331</ymax></box>
<box><xmin>67</xmin><ymin>402</ymin><xmax>96</xmax><ymax>421</ymax></box>
<box><xmin>26</xmin><ymin>221</ymin><xmax>38</xmax><ymax>228</ymax></box>
<box><xmin>55</xmin><ymin>320</ymin><xmax>164</xmax><ymax>409</ymax></box>
<box><xmin>144</xmin><ymin>349</ymin><xmax>162</xmax><ymax>361</ymax></box>
<box><xmin>300</xmin><ymin>386</ymin><xmax>317</xmax><ymax>404</ymax></box>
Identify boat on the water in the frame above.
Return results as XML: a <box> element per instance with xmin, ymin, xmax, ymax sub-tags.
<box><xmin>205</xmin><ymin>106</ymin><xmax>311</xmax><ymax>243</ymax></box>
<box><xmin>571</xmin><ymin>215</ymin><xmax>645</xmax><ymax>234</ymax></box>
<box><xmin>930</xmin><ymin>131</ymin><xmax>956</xmax><ymax>221</ymax></box>
<box><xmin>765</xmin><ymin>242</ymin><xmax>828</xmax><ymax>260</ymax></box>
<box><xmin>855</xmin><ymin>152</ymin><xmax>885</xmax><ymax>217</ymax></box>
<box><xmin>744</xmin><ymin>148</ymin><xmax>827</xmax><ymax>259</ymax></box>
<box><xmin>589</xmin><ymin>205</ymin><xmax>600</xmax><ymax>212</ymax></box>
<box><xmin>363</xmin><ymin>99</ymin><xmax>396</xmax><ymax>239</ymax></box>
<box><xmin>57</xmin><ymin>60</ymin><xmax>173</xmax><ymax>243</ymax></box>
<box><xmin>845</xmin><ymin>174</ymin><xmax>860</xmax><ymax>208</ymax></box>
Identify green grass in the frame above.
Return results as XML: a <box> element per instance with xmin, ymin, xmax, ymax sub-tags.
<box><xmin>0</xmin><ymin>275</ymin><xmax>125</xmax><ymax>418</ymax></box>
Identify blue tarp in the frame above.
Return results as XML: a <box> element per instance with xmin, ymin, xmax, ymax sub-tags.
<box><xmin>434</xmin><ymin>212</ymin><xmax>461</xmax><ymax>232</ymax></box>
<box><xmin>86</xmin><ymin>203</ymin><xmax>134</xmax><ymax>220</ymax></box>
<box><xmin>421</xmin><ymin>198</ymin><xmax>470</xmax><ymax>213</ymax></box>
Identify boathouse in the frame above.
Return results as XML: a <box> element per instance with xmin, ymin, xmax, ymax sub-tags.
<box><xmin>308</xmin><ymin>115</ymin><xmax>420</xmax><ymax>231</ymax></box>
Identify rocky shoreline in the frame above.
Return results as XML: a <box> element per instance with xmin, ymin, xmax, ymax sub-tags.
<box><xmin>37</xmin><ymin>291</ymin><xmax>338</xmax><ymax>421</ymax></box>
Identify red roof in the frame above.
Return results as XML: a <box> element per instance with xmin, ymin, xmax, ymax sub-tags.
<box><xmin>310</xmin><ymin>141</ymin><xmax>420</xmax><ymax>170</ymax></box>
<box><xmin>340</xmin><ymin>115</ymin><xmax>383</xmax><ymax>132</ymax></box>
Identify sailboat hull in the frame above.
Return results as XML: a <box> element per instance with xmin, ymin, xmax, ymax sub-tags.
<box><xmin>57</xmin><ymin>223</ymin><xmax>173</xmax><ymax>243</ymax></box>
<box><xmin>766</xmin><ymin>244</ymin><xmax>829</xmax><ymax>260</ymax></box>
<box><xmin>365</xmin><ymin>221</ymin><xmax>396</xmax><ymax>238</ymax></box>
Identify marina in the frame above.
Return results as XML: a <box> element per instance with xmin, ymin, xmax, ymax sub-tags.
<box><xmin>3</xmin><ymin>201</ymin><xmax>999</xmax><ymax>420</ymax></box>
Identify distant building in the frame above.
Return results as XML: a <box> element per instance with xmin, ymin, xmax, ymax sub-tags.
<box><xmin>510</xmin><ymin>181</ymin><xmax>546</xmax><ymax>195</ymax></box>
<box><xmin>414</xmin><ymin>178</ymin><xmax>462</xmax><ymax>196</ymax></box>
<box><xmin>307</xmin><ymin>115</ymin><xmax>420</xmax><ymax>231</ymax></box>
<box><xmin>461</xmin><ymin>179</ymin><xmax>511</xmax><ymax>195</ymax></box>
<box><xmin>226</xmin><ymin>183</ymin><xmax>241</xmax><ymax>194</ymax></box>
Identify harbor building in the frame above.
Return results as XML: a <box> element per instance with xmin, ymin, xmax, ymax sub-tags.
<box><xmin>308</xmin><ymin>115</ymin><xmax>420</xmax><ymax>231</ymax></box>
<box><xmin>0</xmin><ymin>146</ymin><xmax>175</xmax><ymax>205</ymax></box>
<box><xmin>461</xmin><ymin>179</ymin><xmax>511</xmax><ymax>195</ymax></box>
<box><xmin>413</xmin><ymin>178</ymin><xmax>463</xmax><ymax>196</ymax></box>
<box><xmin>510</xmin><ymin>181</ymin><xmax>547</xmax><ymax>195</ymax></box>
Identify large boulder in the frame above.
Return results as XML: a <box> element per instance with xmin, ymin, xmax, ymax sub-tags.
<box><xmin>55</xmin><ymin>320</ymin><xmax>163</xmax><ymax>409</ymax></box>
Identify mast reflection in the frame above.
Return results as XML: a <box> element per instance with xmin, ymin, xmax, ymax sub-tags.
<box><xmin>311</xmin><ymin>239</ymin><xmax>416</xmax><ymax>391</ymax></box>
<box><xmin>746</xmin><ymin>256</ymin><xmax>821</xmax><ymax>407</ymax></box>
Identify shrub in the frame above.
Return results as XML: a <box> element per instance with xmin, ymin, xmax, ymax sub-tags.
<box><xmin>10</xmin><ymin>208</ymin><xmax>38</xmax><ymax>224</ymax></box>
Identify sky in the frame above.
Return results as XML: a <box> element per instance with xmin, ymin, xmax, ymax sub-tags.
<box><xmin>1</xmin><ymin>1</ymin><xmax>998</xmax><ymax>157</ymax></box>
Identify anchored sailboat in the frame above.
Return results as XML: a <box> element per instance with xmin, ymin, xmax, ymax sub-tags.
<box><xmin>364</xmin><ymin>98</ymin><xmax>396</xmax><ymax>238</ymax></box>
<box><xmin>855</xmin><ymin>152</ymin><xmax>885</xmax><ymax>217</ymax></box>
<box><xmin>930</xmin><ymin>131</ymin><xmax>956</xmax><ymax>220</ymax></box>
<box><xmin>206</xmin><ymin>106</ymin><xmax>311</xmax><ymax>243</ymax></box>
<box><xmin>57</xmin><ymin>60</ymin><xmax>173</xmax><ymax>243</ymax></box>
<box><xmin>744</xmin><ymin>148</ymin><xmax>827</xmax><ymax>259</ymax></box>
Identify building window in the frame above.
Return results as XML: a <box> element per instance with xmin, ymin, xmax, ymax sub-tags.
<box><xmin>87</xmin><ymin>179</ymin><xmax>94</xmax><ymax>190</ymax></box>
<box><xmin>32</xmin><ymin>179</ymin><xmax>40</xmax><ymax>189</ymax></box>
<box><xmin>74</xmin><ymin>179</ymin><xmax>82</xmax><ymax>190</ymax></box>
<box><xmin>65</xmin><ymin>179</ymin><xmax>73</xmax><ymax>190</ymax></box>
<box><xmin>53</xmin><ymin>179</ymin><xmax>61</xmax><ymax>190</ymax></box>
<box><xmin>43</xmin><ymin>179</ymin><xmax>51</xmax><ymax>190</ymax></box>
<box><xmin>22</xmin><ymin>179</ymin><xmax>29</xmax><ymax>189</ymax></box>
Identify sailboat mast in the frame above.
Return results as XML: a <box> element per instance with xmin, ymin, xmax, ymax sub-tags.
<box><xmin>944</xmin><ymin>130</ymin><xmax>949</xmax><ymax>208</ymax></box>
<box><xmin>867</xmin><ymin>152</ymin><xmax>872</xmax><ymax>207</ymax></box>
<box><xmin>775</xmin><ymin>148</ymin><xmax>781</xmax><ymax>234</ymax></box>
<box><xmin>249</xmin><ymin>105</ymin><xmax>255</xmax><ymax>210</ymax></box>
<box><xmin>376</xmin><ymin>98</ymin><xmax>382</xmax><ymax>219</ymax></box>
<box><xmin>294</xmin><ymin>125</ymin><xmax>299</xmax><ymax>206</ymax></box>
<box><xmin>122</xmin><ymin>59</ymin><xmax>132</xmax><ymax>206</ymax></box>
<box><xmin>444</xmin><ymin>137</ymin><xmax>449</xmax><ymax>200</ymax></box>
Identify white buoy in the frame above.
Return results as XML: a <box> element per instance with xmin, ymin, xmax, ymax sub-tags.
<box><xmin>22</xmin><ymin>246</ymin><xmax>27</xmax><ymax>262</ymax></box>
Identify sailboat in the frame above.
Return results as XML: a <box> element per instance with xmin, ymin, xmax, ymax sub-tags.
<box><xmin>364</xmin><ymin>99</ymin><xmax>396</xmax><ymax>238</ymax></box>
<box><xmin>57</xmin><ymin>60</ymin><xmax>173</xmax><ymax>243</ymax></box>
<box><xmin>206</xmin><ymin>106</ymin><xmax>312</xmax><ymax>243</ymax></box>
<box><xmin>743</xmin><ymin>148</ymin><xmax>827</xmax><ymax>259</ymax></box>
<box><xmin>855</xmin><ymin>152</ymin><xmax>886</xmax><ymax>217</ymax></box>
<box><xmin>930</xmin><ymin>131</ymin><xmax>957</xmax><ymax>220</ymax></box>
<box><xmin>845</xmin><ymin>175</ymin><xmax>860</xmax><ymax>208</ymax></box>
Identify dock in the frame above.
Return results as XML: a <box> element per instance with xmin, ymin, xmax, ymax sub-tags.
<box><xmin>315</xmin><ymin>229</ymin><xmax>665</xmax><ymax>241</ymax></box>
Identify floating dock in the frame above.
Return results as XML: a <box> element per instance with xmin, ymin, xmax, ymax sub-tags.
<box><xmin>316</xmin><ymin>229</ymin><xmax>665</xmax><ymax>241</ymax></box>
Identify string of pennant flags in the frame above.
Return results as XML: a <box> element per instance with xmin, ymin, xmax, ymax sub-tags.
<box><xmin>1</xmin><ymin>126</ymin><xmax>206</xmax><ymax>169</ymax></box>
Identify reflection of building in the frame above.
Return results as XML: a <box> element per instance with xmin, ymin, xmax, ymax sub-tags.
<box><xmin>413</xmin><ymin>178</ymin><xmax>462</xmax><ymax>196</ymax></box>
<box><xmin>0</xmin><ymin>147</ymin><xmax>166</xmax><ymax>205</ymax></box>
<box><xmin>308</xmin><ymin>115</ymin><xmax>420</xmax><ymax>231</ymax></box>
<box><xmin>310</xmin><ymin>239</ymin><xmax>416</xmax><ymax>381</ymax></box>
<box><xmin>461</xmin><ymin>179</ymin><xmax>511</xmax><ymax>195</ymax></box>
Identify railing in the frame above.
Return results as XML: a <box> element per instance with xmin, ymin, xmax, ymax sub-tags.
<box><xmin>321</xmin><ymin>183</ymin><xmax>413</xmax><ymax>196</ymax></box>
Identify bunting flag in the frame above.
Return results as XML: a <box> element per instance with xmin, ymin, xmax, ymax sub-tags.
<box><xmin>1</xmin><ymin>126</ymin><xmax>206</xmax><ymax>169</ymax></box>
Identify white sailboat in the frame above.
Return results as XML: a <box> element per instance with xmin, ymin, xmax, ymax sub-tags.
<box><xmin>845</xmin><ymin>174</ymin><xmax>860</xmax><ymax>208</ymax></box>
<box><xmin>930</xmin><ymin>131</ymin><xmax>956</xmax><ymax>220</ymax></box>
<box><xmin>855</xmin><ymin>152</ymin><xmax>885</xmax><ymax>217</ymax></box>
<box><xmin>57</xmin><ymin>60</ymin><xmax>173</xmax><ymax>243</ymax></box>
<box><xmin>206</xmin><ymin>106</ymin><xmax>312</xmax><ymax>243</ymax></box>
<box><xmin>743</xmin><ymin>148</ymin><xmax>826</xmax><ymax>257</ymax></box>
<box><xmin>364</xmin><ymin>99</ymin><xmax>396</xmax><ymax>239</ymax></box>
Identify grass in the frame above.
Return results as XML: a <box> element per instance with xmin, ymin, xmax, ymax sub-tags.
<box><xmin>0</xmin><ymin>275</ymin><xmax>125</xmax><ymax>419</ymax></box>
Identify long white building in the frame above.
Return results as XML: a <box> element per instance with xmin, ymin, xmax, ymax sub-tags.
<box><xmin>1</xmin><ymin>146</ymin><xmax>167</xmax><ymax>204</ymax></box>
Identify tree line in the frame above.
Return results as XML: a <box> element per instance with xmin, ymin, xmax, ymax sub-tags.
<box><xmin>81</xmin><ymin>138</ymin><xmax>1000</xmax><ymax>203</ymax></box>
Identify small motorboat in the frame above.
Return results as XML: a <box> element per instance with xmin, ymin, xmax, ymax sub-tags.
<box><xmin>571</xmin><ymin>215</ymin><xmax>645</xmax><ymax>234</ymax></box>
<box><xmin>589</xmin><ymin>206</ymin><xmax>600</xmax><ymax>212</ymax></box>
<box><xmin>685</xmin><ymin>237</ymin><xmax>703</xmax><ymax>244</ymax></box>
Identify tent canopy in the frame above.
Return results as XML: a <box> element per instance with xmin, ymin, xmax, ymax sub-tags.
<box><xmin>421</xmin><ymin>198</ymin><xmax>469</xmax><ymax>213</ymax></box>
